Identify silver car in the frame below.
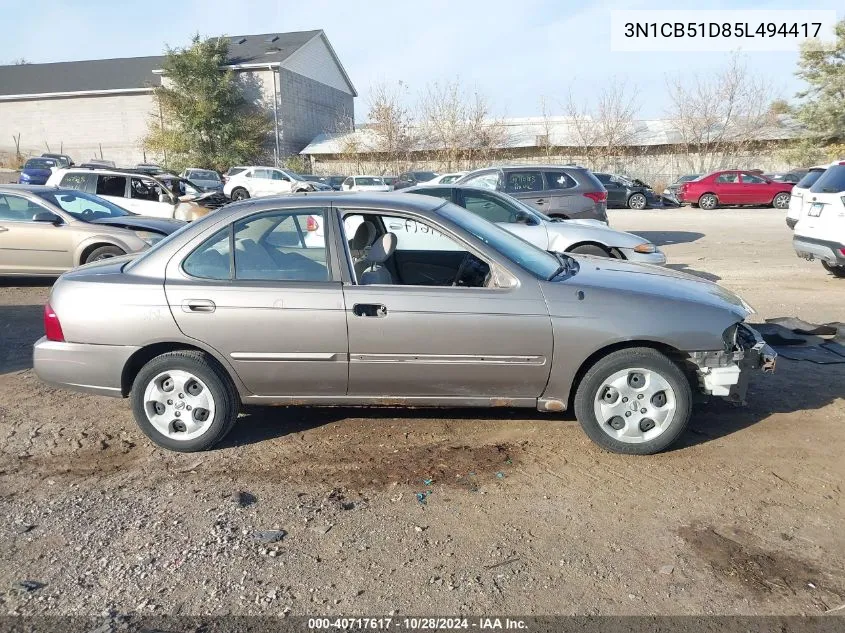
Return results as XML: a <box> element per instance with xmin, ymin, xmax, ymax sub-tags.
<box><xmin>0</xmin><ymin>185</ymin><xmax>184</xmax><ymax>275</ymax></box>
<box><xmin>33</xmin><ymin>192</ymin><xmax>775</xmax><ymax>455</ymax></box>
<box><xmin>403</xmin><ymin>185</ymin><xmax>666</xmax><ymax>265</ymax></box>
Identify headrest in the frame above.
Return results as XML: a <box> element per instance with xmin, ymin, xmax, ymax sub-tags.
<box><xmin>349</xmin><ymin>221</ymin><xmax>376</xmax><ymax>251</ymax></box>
<box><xmin>368</xmin><ymin>232</ymin><xmax>397</xmax><ymax>264</ymax></box>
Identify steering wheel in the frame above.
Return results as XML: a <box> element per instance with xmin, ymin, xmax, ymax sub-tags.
<box><xmin>81</xmin><ymin>208</ymin><xmax>96</xmax><ymax>218</ymax></box>
<box><xmin>452</xmin><ymin>253</ymin><xmax>472</xmax><ymax>287</ymax></box>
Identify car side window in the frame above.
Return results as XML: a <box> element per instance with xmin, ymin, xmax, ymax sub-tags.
<box><xmin>130</xmin><ymin>177</ymin><xmax>161</xmax><ymax>202</ymax></box>
<box><xmin>741</xmin><ymin>173</ymin><xmax>767</xmax><ymax>184</ymax></box>
<box><xmin>233</xmin><ymin>209</ymin><xmax>329</xmax><ymax>282</ymax></box>
<box><xmin>462</xmin><ymin>172</ymin><xmax>499</xmax><ymax>190</ymax></box>
<box><xmin>182</xmin><ymin>229</ymin><xmax>232</xmax><ymax>280</ymax></box>
<box><xmin>415</xmin><ymin>187</ymin><xmax>452</xmax><ymax>202</ymax></box>
<box><xmin>96</xmin><ymin>175</ymin><xmax>128</xmax><ymax>198</ymax></box>
<box><xmin>0</xmin><ymin>194</ymin><xmax>43</xmax><ymax>222</ymax></box>
<box><xmin>271</xmin><ymin>170</ymin><xmax>290</xmax><ymax>181</ymax></box>
<box><xmin>715</xmin><ymin>173</ymin><xmax>739</xmax><ymax>184</ymax></box>
<box><xmin>504</xmin><ymin>171</ymin><xmax>544</xmax><ymax>193</ymax></box>
<box><xmin>59</xmin><ymin>173</ymin><xmax>90</xmax><ymax>191</ymax></box>
<box><xmin>380</xmin><ymin>215</ymin><xmax>464</xmax><ymax>252</ymax></box>
<box><xmin>544</xmin><ymin>172</ymin><xmax>576</xmax><ymax>190</ymax></box>
<box><xmin>461</xmin><ymin>192</ymin><xmax>515</xmax><ymax>223</ymax></box>
<box><xmin>343</xmin><ymin>177</ymin><xmax>353</xmax><ymax>187</ymax></box>
<box><xmin>594</xmin><ymin>173</ymin><xmax>612</xmax><ymax>184</ymax></box>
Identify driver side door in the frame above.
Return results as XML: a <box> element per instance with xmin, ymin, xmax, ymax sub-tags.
<box><xmin>340</xmin><ymin>208</ymin><xmax>553</xmax><ymax>399</ymax></box>
<box><xmin>268</xmin><ymin>169</ymin><xmax>294</xmax><ymax>195</ymax></box>
<box><xmin>0</xmin><ymin>194</ymin><xmax>75</xmax><ymax>274</ymax></box>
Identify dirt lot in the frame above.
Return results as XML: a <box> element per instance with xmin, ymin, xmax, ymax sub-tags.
<box><xmin>0</xmin><ymin>207</ymin><xmax>843</xmax><ymax>617</ymax></box>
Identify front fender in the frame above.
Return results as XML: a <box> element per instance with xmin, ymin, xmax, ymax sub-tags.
<box><xmin>72</xmin><ymin>234</ymin><xmax>144</xmax><ymax>266</ymax></box>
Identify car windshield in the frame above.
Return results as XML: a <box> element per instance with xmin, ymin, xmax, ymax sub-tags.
<box><xmin>328</xmin><ymin>176</ymin><xmax>345</xmax><ymax>186</ymax></box>
<box><xmin>809</xmin><ymin>165</ymin><xmax>845</xmax><ymax>194</ymax></box>
<box><xmin>37</xmin><ymin>190</ymin><xmax>131</xmax><ymax>220</ymax></box>
<box><xmin>24</xmin><ymin>159</ymin><xmax>56</xmax><ymax>170</ymax></box>
<box><xmin>356</xmin><ymin>177</ymin><xmax>384</xmax><ymax>186</ymax></box>
<box><xmin>796</xmin><ymin>169</ymin><xmax>826</xmax><ymax>189</ymax></box>
<box><xmin>413</xmin><ymin>172</ymin><xmax>437</xmax><ymax>182</ymax></box>
<box><xmin>437</xmin><ymin>202</ymin><xmax>560</xmax><ymax>279</ymax></box>
<box><xmin>286</xmin><ymin>171</ymin><xmax>306</xmax><ymax>181</ymax></box>
<box><xmin>189</xmin><ymin>170</ymin><xmax>220</xmax><ymax>181</ymax></box>
<box><xmin>123</xmin><ymin>221</ymin><xmax>198</xmax><ymax>272</ymax></box>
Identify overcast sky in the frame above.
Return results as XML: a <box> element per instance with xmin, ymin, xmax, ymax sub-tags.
<box><xmin>1</xmin><ymin>0</ymin><xmax>841</xmax><ymax>121</ymax></box>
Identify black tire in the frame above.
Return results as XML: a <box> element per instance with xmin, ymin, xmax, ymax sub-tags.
<box><xmin>822</xmin><ymin>261</ymin><xmax>845</xmax><ymax>278</ymax></box>
<box><xmin>772</xmin><ymin>192</ymin><xmax>791</xmax><ymax>209</ymax></box>
<box><xmin>85</xmin><ymin>245</ymin><xmax>125</xmax><ymax>264</ymax></box>
<box><xmin>230</xmin><ymin>187</ymin><xmax>249</xmax><ymax>201</ymax></box>
<box><xmin>573</xmin><ymin>347</ymin><xmax>692</xmax><ymax>455</ymax></box>
<box><xmin>130</xmin><ymin>351</ymin><xmax>239</xmax><ymax>452</ymax></box>
<box><xmin>698</xmin><ymin>193</ymin><xmax>718</xmax><ymax>210</ymax></box>
<box><xmin>570</xmin><ymin>244</ymin><xmax>611</xmax><ymax>257</ymax></box>
<box><xmin>628</xmin><ymin>193</ymin><xmax>648</xmax><ymax>210</ymax></box>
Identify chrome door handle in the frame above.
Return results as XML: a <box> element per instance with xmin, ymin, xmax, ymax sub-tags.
<box><xmin>182</xmin><ymin>299</ymin><xmax>216</xmax><ymax>313</ymax></box>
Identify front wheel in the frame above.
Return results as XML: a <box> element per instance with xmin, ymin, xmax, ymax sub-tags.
<box><xmin>85</xmin><ymin>245</ymin><xmax>125</xmax><ymax>264</ymax></box>
<box><xmin>573</xmin><ymin>347</ymin><xmax>692</xmax><ymax>455</ymax></box>
<box><xmin>822</xmin><ymin>261</ymin><xmax>845</xmax><ymax>278</ymax></box>
<box><xmin>628</xmin><ymin>193</ymin><xmax>647</xmax><ymax>210</ymax></box>
<box><xmin>698</xmin><ymin>193</ymin><xmax>718</xmax><ymax>210</ymax></box>
<box><xmin>230</xmin><ymin>187</ymin><xmax>249</xmax><ymax>201</ymax></box>
<box><xmin>130</xmin><ymin>351</ymin><xmax>239</xmax><ymax>452</ymax></box>
<box><xmin>772</xmin><ymin>192</ymin><xmax>791</xmax><ymax>209</ymax></box>
<box><xmin>569</xmin><ymin>244</ymin><xmax>612</xmax><ymax>258</ymax></box>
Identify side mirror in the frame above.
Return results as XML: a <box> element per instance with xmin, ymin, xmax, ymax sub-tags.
<box><xmin>33</xmin><ymin>211</ymin><xmax>61</xmax><ymax>225</ymax></box>
<box><xmin>159</xmin><ymin>193</ymin><xmax>174</xmax><ymax>204</ymax></box>
<box><xmin>514</xmin><ymin>211</ymin><xmax>533</xmax><ymax>224</ymax></box>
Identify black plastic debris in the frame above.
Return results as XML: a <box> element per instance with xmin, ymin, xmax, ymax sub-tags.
<box><xmin>753</xmin><ymin>319</ymin><xmax>845</xmax><ymax>365</ymax></box>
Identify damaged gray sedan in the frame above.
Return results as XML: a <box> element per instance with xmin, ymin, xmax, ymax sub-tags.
<box><xmin>33</xmin><ymin>192</ymin><xmax>775</xmax><ymax>455</ymax></box>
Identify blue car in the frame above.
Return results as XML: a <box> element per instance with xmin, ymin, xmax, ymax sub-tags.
<box><xmin>18</xmin><ymin>157</ymin><xmax>58</xmax><ymax>185</ymax></box>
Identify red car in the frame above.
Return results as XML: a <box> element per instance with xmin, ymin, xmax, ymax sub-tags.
<box><xmin>678</xmin><ymin>170</ymin><xmax>794</xmax><ymax>210</ymax></box>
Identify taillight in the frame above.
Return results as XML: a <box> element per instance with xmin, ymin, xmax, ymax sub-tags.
<box><xmin>583</xmin><ymin>191</ymin><xmax>607</xmax><ymax>203</ymax></box>
<box><xmin>306</xmin><ymin>216</ymin><xmax>319</xmax><ymax>232</ymax></box>
<box><xmin>44</xmin><ymin>303</ymin><xmax>64</xmax><ymax>342</ymax></box>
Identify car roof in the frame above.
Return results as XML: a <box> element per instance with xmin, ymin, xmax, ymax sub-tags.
<box><xmin>0</xmin><ymin>184</ymin><xmax>59</xmax><ymax>194</ymax></box>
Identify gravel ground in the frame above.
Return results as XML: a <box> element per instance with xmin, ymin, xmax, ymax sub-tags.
<box><xmin>0</xmin><ymin>207</ymin><xmax>843</xmax><ymax>617</ymax></box>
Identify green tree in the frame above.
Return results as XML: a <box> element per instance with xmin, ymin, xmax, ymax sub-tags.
<box><xmin>144</xmin><ymin>35</ymin><xmax>271</xmax><ymax>172</ymax></box>
<box><xmin>795</xmin><ymin>19</ymin><xmax>845</xmax><ymax>141</ymax></box>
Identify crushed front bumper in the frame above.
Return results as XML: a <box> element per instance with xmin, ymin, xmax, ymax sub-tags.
<box><xmin>688</xmin><ymin>324</ymin><xmax>776</xmax><ymax>404</ymax></box>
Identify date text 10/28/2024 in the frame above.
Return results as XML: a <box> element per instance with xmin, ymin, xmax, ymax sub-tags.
<box><xmin>308</xmin><ymin>618</ymin><xmax>528</xmax><ymax>630</ymax></box>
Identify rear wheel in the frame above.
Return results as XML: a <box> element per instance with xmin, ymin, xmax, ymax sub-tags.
<box><xmin>130</xmin><ymin>351</ymin><xmax>239</xmax><ymax>452</ymax></box>
<box><xmin>230</xmin><ymin>187</ymin><xmax>249</xmax><ymax>201</ymax></box>
<box><xmin>772</xmin><ymin>192</ymin><xmax>791</xmax><ymax>209</ymax></box>
<box><xmin>628</xmin><ymin>193</ymin><xmax>647</xmax><ymax>210</ymax></box>
<box><xmin>85</xmin><ymin>245</ymin><xmax>125</xmax><ymax>264</ymax></box>
<box><xmin>822</xmin><ymin>261</ymin><xmax>845</xmax><ymax>278</ymax></box>
<box><xmin>570</xmin><ymin>244</ymin><xmax>612</xmax><ymax>258</ymax></box>
<box><xmin>574</xmin><ymin>347</ymin><xmax>692</xmax><ymax>455</ymax></box>
<box><xmin>698</xmin><ymin>193</ymin><xmax>718</xmax><ymax>210</ymax></box>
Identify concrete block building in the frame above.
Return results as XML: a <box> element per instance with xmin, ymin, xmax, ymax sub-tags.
<box><xmin>0</xmin><ymin>30</ymin><xmax>356</xmax><ymax>167</ymax></box>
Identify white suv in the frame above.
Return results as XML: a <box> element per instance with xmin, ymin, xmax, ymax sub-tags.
<box><xmin>223</xmin><ymin>167</ymin><xmax>329</xmax><ymax>200</ymax></box>
<box><xmin>785</xmin><ymin>161</ymin><xmax>845</xmax><ymax>229</ymax></box>
<box><xmin>793</xmin><ymin>163</ymin><xmax>845</xmax><ymax>277</ymax></box>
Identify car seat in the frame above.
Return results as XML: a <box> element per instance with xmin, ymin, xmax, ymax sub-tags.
<box><xmin>359</xmin><ymin>233</ymin><xmax>397</xmax><ymax>285</ymax></box>
<box><xmin>348</xmin><ymin>221</ymin><xmax>376</xmax><ymax>279</ymax></box>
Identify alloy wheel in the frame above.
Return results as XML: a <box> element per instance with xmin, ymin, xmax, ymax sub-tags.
<box><xmin>774</xmin><ymin>193</ymin><xmax>790</xmax><ymax>209</ymax></box>
<box><xmin>628</xmin><ymin>193</ymin><xmax>647</xmax><ymax>210</ymax></box>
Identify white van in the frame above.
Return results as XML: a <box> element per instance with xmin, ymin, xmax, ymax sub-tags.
<box><xmin>793</xmin><ymin>163</ymin><xmax>845</xmax><ymax>277</ymax></box>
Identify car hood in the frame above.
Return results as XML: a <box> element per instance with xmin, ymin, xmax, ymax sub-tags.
<box><xmin>546</xmin><ymin>221</ymin><xmax>652</xmax><ymax>249</ymax></box>
<box><xmin>558</xmin><ymin>255</ymin><xmax>752</xmax><ymax>318</ymax></box>
<box><xmin>354</xmin><ymin>185</ymin><xmax>391</xmax><ymax>192</ymax></box>
<box><xmin>90</xmin><ymin>216</ymin><xmax>185</xmax><ymax>235</ymax></box>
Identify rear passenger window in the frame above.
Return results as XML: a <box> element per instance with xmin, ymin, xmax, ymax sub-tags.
<box><xmin>60</xmin><ymin>173</ymin><xmax>90</xmax><ymax>191</ymax></box>
<box><xmin>715</xmin><ymin>173</ymin><xmax>739</xmax><ymax>184</ymax></box>
<box><xmin>182</xmin><ymin>229</ymin><xmax>232</xmax><ymax>280</ymax></box>
<box><xmin>795</xmin><ymin>169</ymin><xmax>824</xmax><ymax>189</ymax></box>
<box><xmin>96</xmin><ymin>175</ymin><xmax>127</xmax><ymax>197</ymax></box>
<box><xmin>234</xmin><ymin>209</ymin><xmax>329</xmax><ymax>281</ymax></box>
<box><xmin>544</xmin><ymin>172</ymin><xmax>576</xmax><ymax>190</ymax></box>
<box><xmin>504</xmin><ymin>171</ymin><xmax>544</xmax><ymax>193</ymax></box>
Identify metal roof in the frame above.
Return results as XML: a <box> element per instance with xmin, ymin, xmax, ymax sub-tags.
<box><xmin>301</xmin><ymin>115</ymin><xmax>806</xmax><ymax>155</ymax></box>
<box><xmin>0</xmin><ymin>30</ymin><xmax>324</xmax><ymax>98</ymax></box>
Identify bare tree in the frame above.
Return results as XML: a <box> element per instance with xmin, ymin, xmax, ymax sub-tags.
<box><xmin>329</xmin><ymin>108</ymin><xmax>364</xmax><ymax>175</ymax></box>
<box><xmin>562</xmin><ymin>91</ymin><xmax>599</xmax><ymax>166</ymax></box>
<box><xmin>664</xmin><ymin>54</ymin><xmax>779</xmax><ymax>173</ymax></box>
<box><xmin>366</xmin><ymin>81</ymin><xmax>415</xmax><ymax>175</ymax></box>
<box><xmin>537</xmin><ymin>96</ymin><xmax>555</xmax><ymax>160</ymax></box>
<box><xmin>418</xmin><ymin>79</ymin><xmax>506</xmax><ymax>171</ymax></box>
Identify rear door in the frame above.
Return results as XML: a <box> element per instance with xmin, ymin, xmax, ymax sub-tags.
<box><xmin>164</xmin><ymin>206</ymin><xmax>348</xmax><ymax>397</ymax></box>
<box><xmin>0</xmin><ymin>193</ymin><xmax>75</xmax><ymax>274</ymax></box>
<box><xmin>502</xmin><ymin>169</ymin><xmax>549</xmax><ymax>211</ymax></box>
<box><xmin>713</xmin><ymin>172</ymin><xmax>743</xmax><ymax>204</ymax></box>
<box><xmin>94</xmin><ymin>174</ymin><xmax>131</xmax><ymax>209</ymax></box>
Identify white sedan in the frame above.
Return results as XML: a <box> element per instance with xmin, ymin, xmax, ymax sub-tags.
<box><xmin>341</xmin><ymin>176</ymin><xmax>391</xmax><ymax>192</ymax></box>
<box><xmin>403</xmin><ymin>185</ymin><xmax>666</xmax><ymax>265</ymax></box>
